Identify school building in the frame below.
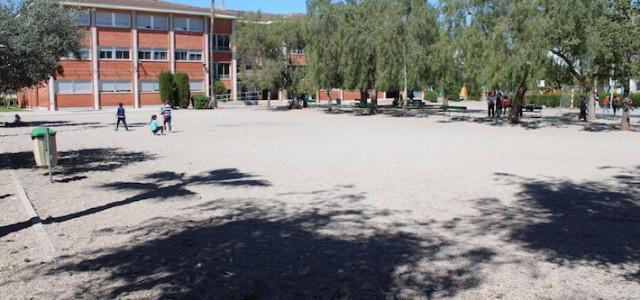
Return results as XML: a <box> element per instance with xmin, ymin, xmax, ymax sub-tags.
<box><xmin>19</xmin><ymin>0</ymin><xmax>242</xmax><ymax>111</ymax></box>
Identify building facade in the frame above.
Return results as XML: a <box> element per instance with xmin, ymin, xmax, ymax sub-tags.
<box><xmin>19</xmin><ymin>0</ymin><xmax>238</xmax><ymax>110</ymax></box>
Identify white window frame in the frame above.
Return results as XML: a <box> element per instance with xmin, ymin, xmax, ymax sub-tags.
<box><xmin>139</xmin><ymin>80</ymin><xmax>160</xmax><ymax>92</ymax></box>
<box><xmin>189</xmin><ymin>81</ymin><xmax>203</xmax><ymax>92</ymax></box>
<box><xmin>175</xmin><ymin>49</ymin><xmax>202</xmax><ymax>62</ymax></box>
<box><xmin>62</xmin><ymin>47</ymin><xmax>91</xmax><ymax>60</ymax></box>
<box><xmin>71</xmin><ymin>11</ymin><xmax>90</xmax><ymax>26</ymax></box>
<box><xmin>174</xmin><ymin>17</ymin><xmax>203</xmax><ymax>32</ymax></box>
<box><xmin>99</xmin><ymin>47</ymin><xmax>131</xmax><ymax>60</ymax></box>
<box><xmin>213</xmin><ymin>34</ymin><xmax>231</xmax><ymax>52</ymax></box>
<box><xmin>55</xmin><ymin>80</ymin><xmax>92</xmax><ymax>94</ymax></box>
<box><xmin>138</xmin><ymin>48</ymin><xmax>168</xmax><ymax>61</ymax></box>
<box><xmin>99</xmin><ymin>80</ymin><xmax>132</xmax><ymax>93</ymax></box>
<box><xmin>136</xmin><ymin>14</ymin><xmax>168</xmax><ymax>30</ymax></box>
<box><xmin>215</xmin><ymin>63</ymin><xmax>230</xmax><ymax>79</ymax></box>
<box><xmin>96</xmin><ymin>12</ymin><xmax>130</xmax><ymax>28</ymax></box>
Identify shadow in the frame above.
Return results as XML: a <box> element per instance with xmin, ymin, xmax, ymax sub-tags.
<box><xmin>0</xmin><ymin>194</ymin><xmax>12</xmax><ymax>200</ymax></box>
<box><xmin>0</xmin><ymin>169</ymin><xmax>270</xmax><ymax>238</ymax></box>
<box><xmin>466</xmin><ymin>168</ymin><xmax>640</xmax><ymax>280</ymax></box>
<box><xmin>49</xmin><ymin>196</ymin><xmax>495</xmax><ymax>299</ymax></box>
<box><xmin>0</xmin><ymin>148</ymin><xmax>155</xmax><ymax>180</ymax></box>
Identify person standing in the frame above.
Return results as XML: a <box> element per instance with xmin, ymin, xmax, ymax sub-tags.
<box><xmin>495</xmin><ymin>92</ymin><xmax>503</xmax><ymax>118</ymax></box>
<box><xmin>612</xmin><ymin>96</ymin><xmax>620</xmax><ymax>116</ymax></box>
<box><xmin>579</xmin><ymin>98</ymin><xmax>588</xmax><ymax>121</ymax></box>
<box><xmin>487</xmin><ymin>91</ymin><xmax>495</xmax><ymax>118</ymax></box>
<box><xmin>115</xmin><ymin>103</ymin><xmax>128</xmax><ymax>131</ymax></box>
<box><xmin>160</xmin><ymin>103</ymin><xmax>172</xmax><ymax>132</ymax></box>
<box><xmin>603</xmin><ymin>96</ymin><xmax>611</xmax><ymax>114</ymax></box>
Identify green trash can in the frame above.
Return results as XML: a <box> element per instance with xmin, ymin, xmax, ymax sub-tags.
<box><xmin>31</xmin><ymin>127</ymin><xmax>57</xmax><ymax>167</ymax></box>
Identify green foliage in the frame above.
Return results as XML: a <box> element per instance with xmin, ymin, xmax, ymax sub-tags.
<box><xmin>423</xmin><ymin>90</ymin><xmax>438</xmax><ymax>102</ymax></box>
<box><xmin>192</xmin><ymin>94</ymin><xmax>210</xmax><ymax>109</ymax></box>
<box><xmin>0</xmin><ymin>0</ymin><xmax>83</xmax><ymax>93</ymax></box>
<box><xmin>174</xmin><ymin>72</ymin><xmax>190</xmax><ymax>108</ymax></box>
<box><xmin>214</xmin><ymin>80</ymin><xmax>228</xmax><ymax>96</ymax></box>
<box><xmin>158</xmin><ymin>71</ymin><xmax>175</xmax><ymax>105</ymax></box>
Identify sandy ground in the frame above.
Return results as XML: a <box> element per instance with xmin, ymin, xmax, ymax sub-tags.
<box><xmin>0</xmin><ymin>101</ymin><xmax>639</xmax><ymax>299</ymax></box>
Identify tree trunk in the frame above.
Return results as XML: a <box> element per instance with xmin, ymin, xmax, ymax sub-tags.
<box><xmin>621</xmin><ymin>109</ymin><xmax>631</xmax><ymax>131</ymax></box>
<box><xmin>402</xmin><ymin>92</ymin><xmax>408</xmax><ymax>110</ymax></box>
<box><xmin>360</xmin><ymin>89</ymin><xmax>368</xmax><ymax>107</ymax></box>
<box><xmin>369</xmin><ymin>90</ymin><xmax>379</xmax><ymax>114</ymax></box>
<box><xmin>442</xmin><ymin>93</ymin><xmax>449</xmax><ymax>107</ymax></box>
<box><xmin>327</xmin><ymin>90</ymin><xmax>333</xmax><ymax>111</ymax></box>
<box><xmin>267</xmin><ymin>91</ymin><xmax>271</xmax><ymax>110</ymax></box>
<box><xmin>509</xmin><ymin>86</ymin><xmax>526</xmax><ymax>124</ymax></box>
<box><xmin>588</xmin><ymin>79</ymin><xmax>597</xmax><ymax>121</ymax></box>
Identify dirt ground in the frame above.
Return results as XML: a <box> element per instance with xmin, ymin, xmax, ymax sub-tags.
<box><xmin>1</xmin><ymin>102</ymin><xmax>639</xmax><ymax>299</ymax></box>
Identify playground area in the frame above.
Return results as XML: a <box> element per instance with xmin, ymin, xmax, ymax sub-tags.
<box><xmin>1</xmin><ymin>102</ymin><xmax>639</xmax><ymax>299</ymax></box>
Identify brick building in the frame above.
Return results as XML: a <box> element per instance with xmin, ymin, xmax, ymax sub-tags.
<box><xmin>19</xmin><ymin>0</ymin><xmax>239</xmax><ymax>110</ymax></box>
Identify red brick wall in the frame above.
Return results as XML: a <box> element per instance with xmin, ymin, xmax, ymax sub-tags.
<box><xmin>175</xmin><ymin>62</ymin><xmax>204</xmax><ymax>80</ymax></box>
<box><xmin>318</xmin><ymin>90</ymin><xmax>342</xmax><ymax>100</ymax></box>
<box><xmin>57</xmin><ymin>61</ymin><xmax>93</xmax><ymax>79</ymax></box>
<box><xmin>222</xmin><ymin>80</ymin><xmax>232</xmax><ymax>91</ymax></box>
<box><xmin>100</xmin><ymin>93</ymin><xmax>133</xmax><ymax>106</ymax></box>
<box><xmin>99</xmin><ymin>61</ymin><xmax>133</xmax><ymax>80</ymax></box>
<box><xmin>57</xmin><ymin>94</ymin><xmax>93</xmax><ymax>107</ymax></box>
<box><xmin>213</xmin><ymin>52</ymin><xmax>232</xmax><ymax>62</ymax></box>
<box><xmin>140</xmin><ymin>93</ymin><xmax>162</xmax><ymax>106</ymax></box>
<box><xmin>139</xmin><ymin>61</ymin><xmax>170</xmax><ymax>80</ymax></box>
<box><xmin>138</xmin><ymin>30</ymin><xmax>169</xmax><ymax>48</ymax></box>
<box><xmin>37</xmin><ymin>84</ymin><xmax>49</xmax><ymax>108</ymax></box>
<box><xmin>175</xmin><ymin>32</ymin><xmax>203</xmax><ymax>50</ymax></box>
<box><xmin>289</xmin><ymin>54</ymin><xmax>306</xmax><ymax>65</ymax></box>
<box><xmin>98</xmin><ymin>28</ymin><xmax>132</xmax><ymax>47</ymax></box>
<box><xmin>214</xmin><ymin>19</ymin><xmax>232</xmax><ymax>34</ymax></box>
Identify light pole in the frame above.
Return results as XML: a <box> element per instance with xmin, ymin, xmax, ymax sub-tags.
<box><xmin>210</xmin><ymin>0</ymin><xmax>217</xmax><ymax>108</ymax></box>
<box><xmin>610</xmin><ymin>63</ymin><xmax>615</xmax><ymax>114</ymax></box>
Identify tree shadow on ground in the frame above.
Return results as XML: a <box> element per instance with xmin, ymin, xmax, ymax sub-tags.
<box><xmin>463</xmin><ymin>167</ymin><xmax>640</xmax><ymax>281</ymax></box>
<box><xmin>0</xmin><ymin>148</ymin><xmax>155</xmax><ymax>180</ymax></box>
<box><xmin>48</xmin><ymin>194</ymin><xmax>496</xmax><ymax>299</ymax></box>
<box><xmin>0</xmin><ymin>169</ymin><xmax>270</xmax><ymax>238</ymax></box>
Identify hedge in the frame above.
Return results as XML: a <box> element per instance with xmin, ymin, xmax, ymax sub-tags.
<box><xmin>158</xmin><ymin>71</ymin><xmax>175</xmax><ymax>105</ymax></box>
<box><xmin>174</xmin><ymin>72</ymin><xmax>190</xmax><ymax>108</ymax></box>
<box><xmin>424</xmin><ymin>90</ymin><xmax>438</xmax><ymax>102</ymax></box>
<box><xmin>193</xmin><ymin>94</ymin><xmax>210</xmax><ymax>109</ymax></box>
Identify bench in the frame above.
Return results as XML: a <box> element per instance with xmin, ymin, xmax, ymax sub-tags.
<box><xmin>353</xmin><ymin>99</ymin><xmax>369</xmax><ymax>108</ymax></box>
<box><xmin>522</xmin><ymin>105</ymin><xmax>543</xmax><ymax>117</ymax></box>
<box><xmin>442</xmin><ymin>105</ymin><xmax>469</xmax><ymax>117</ymax></box>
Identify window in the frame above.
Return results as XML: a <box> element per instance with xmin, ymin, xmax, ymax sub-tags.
<box><xmin>138</xmin><ymin>48</ymin><xmax>167</xmax><ymax>61</ymax></box>
<box><xmin>99</xmin><ymin>80</ymin><xmax>132</xmax><ymax>93</ymax></box>
<box><xmin>175</xmin><ymin>49</ymin><xmax>202</xmax><ymax>61</ymax></box>
<box><xmin>71</xmin><ymin>11</ymin><xmax>90</xmax><ymax>26</ymax></box>
<box><xmin>99</xmin><ymin>47</ymin><xmax>130</xmax><ymax>60</ymax></box>
<box><xmin>96</xmin><ymin>12</ymin><xmax>130</xmax><ymax>28</ymax></box>
<box><xmin>215</xmin><ymin>63</ymin><xmax>230</xmax><ymax>79</ymax></box>
<box><xmin>140</xmin><ymin>80</ymin><xmax>160</xmax><ymax>92</ymax></box>
<box><xmin>290</xmin><ymin>48</ymin><xmax>305</xmax><ymax>54</ymax></box>
<box><xmin>137</xmin><ymin>14</ymin><xmax>168</xmax><ymax>30</ymax></box>
<box><xmin>189</xmin><ymin>81</ymin><xmax>203</xmax><ymax>92</ymax></box>
<box><xmin>213</xmin><ymin>35</ymin><xmax>230</xmax><ymax>51</ymax></box>
<box><xmin>63</xmin><ymin>47</ymin><xmax>91</xmax><ymax>60</ymax></box>
<box><xmin>55</xmin><ymin>80</ymin><xmax>92</xmax><ymax>94</ymax></box>
<box><xmin>174</xmin><ymin>17</ymin><xmax>203</xmax><ymax>32</ymax></box>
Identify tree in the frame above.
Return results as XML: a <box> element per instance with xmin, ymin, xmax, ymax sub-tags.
<box><xmin>0</xmin><ymin>0</ymin><xmax>83</xmax><ymax>95</ymax></box>
<box><xmin>234</xmin><ymin>13</ymin><xmax>309</xmax><ymax>109</ymax></box>
<box><xmin>158</xmin><ymin>71</ymin><xmax>175</xmax><ymax>105</ymax></box>
<box><xmin>174</xmin><ymin>72</ymin><xmax>190</xmax><ymax>108</ymax></box>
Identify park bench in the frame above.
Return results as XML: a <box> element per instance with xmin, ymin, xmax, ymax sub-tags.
<box><xmin>408</xmin><ymin>99</ymin><xmax>425</xmax><ymax>109</ymax></box>
<box><xmin>442</xmin><ymin>105</ymin><xmax>469</xmax><ymax>117</ymax></box>
<box><xmin>522</xmin><ymin>104</ymin><xmax>543</xmax><ymax>117</ymax></box>
<box><xmin>354</xmin><ymin>99</ymin><xmax>369</xmax><ymax>108</ymax></box>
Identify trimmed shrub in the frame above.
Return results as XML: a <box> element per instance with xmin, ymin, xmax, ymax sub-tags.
<box><xmin>174</xmin><ymin>72</ymin><xmax>190</xmax><ymax>108</ymax></box>
<box><xmin>192</xmin><ymin>94</ymin><xmax>210</xmax><ymax>109</ymax></box>
<box><xmin>158</xmin><ymin>71</ymin><xmax>175</xmax><ymax>105</ymax></box>
<box><xmin>424</xmin><ymin>90</ymin><xmax>438</xmax><ymax>102</ymax></box>
<box><xmin>214</xmin><ymin>80</ymin><xmax>228</xmax><ymax>96</ymax></box>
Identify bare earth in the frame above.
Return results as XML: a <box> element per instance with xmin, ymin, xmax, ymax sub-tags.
<box><xmin>1</xmin><ymin>101</ymin><xmax>639</xmax><ymax>299</ymax></box>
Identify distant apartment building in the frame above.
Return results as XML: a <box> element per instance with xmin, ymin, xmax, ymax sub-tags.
<box><xmin>19</xmin><ymin>0</ymin><xmax>239</xmax><ymax>110</ymax></box>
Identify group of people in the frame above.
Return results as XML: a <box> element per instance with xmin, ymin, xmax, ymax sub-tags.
<box><xmin>114</xmin><ymin>102</ymin><xmax>173</xmax><ymax>135</ymax></box>
<box><xmin>483</xmin><ymin>91</ymin><xmax>510</xmax><ymax>118</ymax></box>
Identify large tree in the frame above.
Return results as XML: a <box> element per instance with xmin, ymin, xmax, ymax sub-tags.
<box><xmin>0</xmin><ymin>0</ymin><xmax>83</xmax><ymax>97</ymax></box>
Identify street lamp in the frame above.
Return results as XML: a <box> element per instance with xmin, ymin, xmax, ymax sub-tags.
<box><xmin>210</xmin><ymin>0</ymin><xmax>217</xmax><ymax>108</ymax></box>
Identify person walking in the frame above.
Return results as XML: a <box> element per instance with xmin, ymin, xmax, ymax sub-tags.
<box><xmin>115</xmin><ymin>103</ymin><xmax>128</xmax><ymax>131</ymax></box>
<box><xmin>160</xmin><ymin>103</ymin><xmax>172</xmax><ymax>132</ymax></box>
<box><xmin>603</xmin><ymin>96</ymin><xmax>611</xmax><ymax>114</ymax></box>
<box><xmin>487</xmin><ymin>91</ymin><xmax>495</xmax><ymax>118</ymax></box>
<box><xmin>579</xmin><ymin>98</ymin><xmax>588</xmax><ymax>121</ymax></box>
<box><xmin>612</xmin><ymin>96</ymin><xmax>620</xmax><ymax>116</ymax></box>
<box><xmin>495</xmin><ymin>92</ymin><xmax>503</xmax><ymax>118</ymax></box>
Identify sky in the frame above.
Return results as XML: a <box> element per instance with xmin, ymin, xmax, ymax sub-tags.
<box><xmin>172</xmin><ymin>0</ymin><xmax>308</xmax><ymax>14</ymax></box>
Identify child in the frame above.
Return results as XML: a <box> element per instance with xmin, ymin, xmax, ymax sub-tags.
<box><xmin>115</xmin><ymin>103</ymin><xmax>128</xmax><ymax>131</ymax></box>
<box><xmin>150</xmin><ymin>115</ymin><xmax>164</xmax><ymax>135</ymax></box>
<box><xmin>160</xmin><ymin>103</ymin><xmax>172</xmax><ymax>132</ymax></box>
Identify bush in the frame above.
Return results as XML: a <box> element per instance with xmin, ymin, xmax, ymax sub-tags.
<box><xmin>214</xmin><ymin>80</ymin><xmax>228</xmax><ymax>96</ymax></box>
<box><xmin>192</xmin><ymin>94</ymin><xmax>210</xmax><ymax>109</ymax></box>
<box><xmin>174</xmin><ymin>72</ymin><xmax>191</xmax><ymax>108</ymax></box>
<box><xmin>158</xmin><ymin>71</ymin><xmax>175</xmax><ymax>105</ymax></box>
<box><xmin>423</xmin><ymin>90</ymin><xmax>438</xmax><ymax>102</ymax></box>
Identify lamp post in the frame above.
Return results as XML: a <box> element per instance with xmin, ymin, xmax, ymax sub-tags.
<box><xmin>210</xmin><ymin>0</ymin><xmax>217</xmax><ymax>108</ymax></box>
<box><xmin>610</xmin><ymin>63</ymin><xmax>615</xmax><ymax>115</ymax></box>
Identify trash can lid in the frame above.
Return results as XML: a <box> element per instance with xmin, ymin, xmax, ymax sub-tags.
<box><xmin>31</xmin><ymin>127</ymin><xmax>56</xmax><ymax>137</ymax></box>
